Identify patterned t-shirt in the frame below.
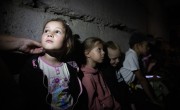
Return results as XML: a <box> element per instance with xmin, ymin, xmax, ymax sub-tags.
<box><xmin>38</xmin><ymin>57</ymin><xmax>73</xmax><ymax>110</ymax></box>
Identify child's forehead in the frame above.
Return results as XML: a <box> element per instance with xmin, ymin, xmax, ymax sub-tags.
<box><xmin>141</xmin><ymin>41</ymin><xmax>148</xmax><ymax>44</ymax></box>
<box><xmin>140</xmin><ymin>41</ymin><xmax>149</xmax><ymax>47</ymax></box>
<box><xmin>46</xmin><ymin>21</ymin><xmax>63</xmax><ymax>26</ymax></box>
<box><xmin>44</xmin><ymin>21</ymin><xmax>65</xmax><ymax>31</ymax></box>
<box><xmin>94</xmin><ymin>41</ymin><xmax>104</xmax><ymax>46</ymax></box>
<box><xmin>91</xmin><ymin>43</ymin><xmax>103</xmax><ymax>50</ymax></box>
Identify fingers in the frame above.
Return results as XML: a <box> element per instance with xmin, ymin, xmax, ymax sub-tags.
<box><xmin>30</xmin><ymin>48</ymin><xmax>44</xmax><ymax>54</ymax></box>
<box><xmin>31</xmin><ymin>40</ymin><xmax>42</xmax><ymax>47</ymax></box>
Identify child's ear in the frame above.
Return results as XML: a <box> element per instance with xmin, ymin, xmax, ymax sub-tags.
<box><xmin>134</xmin><ymin>43</ymin><xmax>139</xmax><ymax>49</ymax></box>
<box><xmin>85</xmin><ymin>50</ymin><xmax>90</xmax><ymax>57</ymax></box>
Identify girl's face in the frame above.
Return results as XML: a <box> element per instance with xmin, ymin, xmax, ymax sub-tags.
<box><xmin>41</xmin><ymin>21</ymin><xmax>66</xmax><ymax>52</ymax></box>
<box><xmin>86</xmin><ymin>42</ymin><xmax>105</xmax><ymax>64</ymax></box>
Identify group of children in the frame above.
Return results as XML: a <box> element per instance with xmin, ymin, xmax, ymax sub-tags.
<box><xmin>19</xmin><ymin>18</ymin><xmax>161</xmax><ymax>110</ymax></box>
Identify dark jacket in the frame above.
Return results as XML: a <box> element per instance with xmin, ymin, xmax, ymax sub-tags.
<box><xmin>19</xmin><ymin>55</ymin><xmax>88</xmax><ymax>110</ymax></box>
<box><xmin>102</xmin><ymin>65</ymin><xmax>132</xmax><ymax>110</ymax></box>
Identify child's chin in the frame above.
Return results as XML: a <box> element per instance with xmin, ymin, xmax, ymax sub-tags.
<box><xmin>98</xmin><ymin>61</ymin><xmax>103</xmax><ymax>63</ymax></box>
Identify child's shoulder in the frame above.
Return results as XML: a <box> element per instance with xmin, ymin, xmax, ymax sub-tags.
<box><xmin>126</xmin><ymin>49</ymin><xmax>137</xmax><ymax>56</ymax></box>
<box><xmin>66</xmin><ymin>61</ymin><xmax>80</xmax><ymax>72</ymax></box>
<box><xmin>23</xmin><ymin>54</ymin><xmax>41</xmax><ymax>68</ymax></box>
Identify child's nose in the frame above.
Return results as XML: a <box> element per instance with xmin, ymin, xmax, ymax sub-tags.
<box><xmin>47</xmin><ymin>33</ymin><xmax>54</xmax><ymax>37</ymax></box>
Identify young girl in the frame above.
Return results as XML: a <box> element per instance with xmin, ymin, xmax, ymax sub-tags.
<box><xmin>80</xmin><ymin>37</ymin><xmax>121</xmax><ymax>110</ymax></box>
<box><xmin>19</xmin><ymin>18</ymin><xmax>87</xmax><ymax>110</ymax></box>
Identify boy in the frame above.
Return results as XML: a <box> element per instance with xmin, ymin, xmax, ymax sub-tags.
<box><xmin>117</xmin><ymin>32</ymin><xmax>160</xmax><ymax>110</ymax></box>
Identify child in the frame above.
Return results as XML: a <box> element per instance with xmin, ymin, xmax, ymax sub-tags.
<box><xmin>117</xmin><ymin>32</ymin><xmax>161</xmax><ymax>110</ymax></box>
<box><xmin>19</xmin><ymin>18</ymin><xmax>87</xmax><ymax>110</ymax></box>
<box><xmin>102</xmin><ymin>41</ymin><xmax>133</xmax><ymax>110</ymax></box>
<box><xmin>80</xmin><ymin>37</ymin><xmax>121</xmax><ymax>110</ymax></box>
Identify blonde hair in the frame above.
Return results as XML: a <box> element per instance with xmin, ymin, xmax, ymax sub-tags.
<box><xmin>105</xmin><ymin>41</ymin><xmax>121</xmax><ymax>52</ymax></box>
<box><xmin>81</xmin><ymin>37</ymin><xmax>104</xmax><ymax>64</ymax></box>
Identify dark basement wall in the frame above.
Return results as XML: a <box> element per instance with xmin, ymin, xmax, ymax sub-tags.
<box><xmin>0</xmin><ymin>0</ymin><xmax>166</xmax><ymax>52</ymax></box>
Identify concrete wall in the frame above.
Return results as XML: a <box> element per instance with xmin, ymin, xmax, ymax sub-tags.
<box><xmin>0</xmin><ymin>0</ymin><xmax>165</xmax><ymax>52</ymax></box>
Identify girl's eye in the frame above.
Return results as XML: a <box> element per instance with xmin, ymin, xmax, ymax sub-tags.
<box><xmin>55</xmin><ymin>30</ymin><xmax>61</xmax><ymax>34</ymax></box>
<box><xmin>44</xmin><ymin>30</ymin><xmax>49</xmax><ymax>33</ymax></box>
<box><xmin>97</xmin><ymin>48</ymin><xmax>102</xmax><ymax>52</ymax></box>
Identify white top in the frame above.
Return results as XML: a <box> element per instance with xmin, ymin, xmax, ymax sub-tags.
<box><xmin>117</xmin><ymin>48</ymin><xmax>139</xmax><ymax>84</ymax></box>
<box><xmin>38</xmin><ymin>57</ymin><xmax>73</xmax><ymax>110</ymax></box>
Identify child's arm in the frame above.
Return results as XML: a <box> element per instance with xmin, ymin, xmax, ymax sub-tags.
<box><xmin>147</xmin><ymin>60</ymin><xmax>156</xmax><ymax>73</ymax></box>
<box><xmin>82</xmin><ymin>76</ymin><xmax>97</xmax><ymax>110</ymax></box>
<box><xmin>134</xmin><ymin>70</ymin><xmax>158</xmax><ymax>103</ymax></box>
<box><xmin>19</xmin><ymin>58</ymin><xmax>49</xmax><ymax>110</ymax></box>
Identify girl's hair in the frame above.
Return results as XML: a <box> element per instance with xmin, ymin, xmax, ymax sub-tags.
<box><xmin>81</xmin><ymin>37</ymin><xmax>104</xmax><ymax>64</ymax></box>
<box><xmin>43</xmin><ymin>18</ymin><xmax>74</xmax><ymax>55</ymax></box>
<box><xmin>105</xmin><ymin>41</ymin><xmax>121</xmax><ymax>52</ymax></box>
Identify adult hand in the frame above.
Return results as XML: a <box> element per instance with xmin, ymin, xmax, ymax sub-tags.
<box><xmin>0</xmin><ymin>35</ymin><xmax>44</xmax><ymax>54</ymax></box>
<box><xmin>18</xmin><ymin>38</ymin><xmax>44</xmax><ymax>54</ymax></box>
